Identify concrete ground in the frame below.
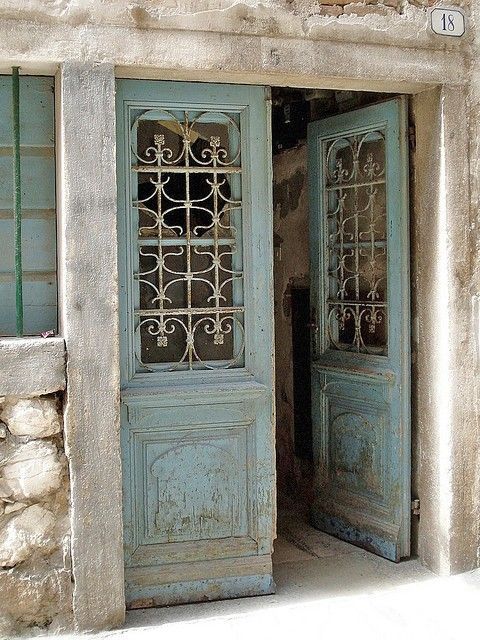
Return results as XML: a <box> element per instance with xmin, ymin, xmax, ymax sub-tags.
<box><xmin>86</xmin><ymin>505</ymin><xmax>480</xmax><ymax>640</ymax></box>
<box><xmin>45</xmin><ymin>502</ymin><xmax>479</xmax><ymax>640</ymax></box>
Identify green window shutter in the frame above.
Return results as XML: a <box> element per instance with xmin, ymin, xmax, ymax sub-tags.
<box><xmin>0</xmin><ymin>76</ymin><xmax>57</xmax><ymax>336</ymax></box>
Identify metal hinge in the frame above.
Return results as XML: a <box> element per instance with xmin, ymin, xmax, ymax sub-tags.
<box><xmin>411</xmin><ymin>498</ymin><xmax>420</xmax><ymax>516</ymax></box>
<box><xmin>409</xmin><ymin>125</ymin><xmax>416</xmax><ymax>151</ymax></box>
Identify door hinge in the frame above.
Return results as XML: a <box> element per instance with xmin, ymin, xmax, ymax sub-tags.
<box><xmin>409</xmin><ymin>125</ymin><xmax>416</xmax><ymax>151</ymax></box>
<box><xmin>411</xmin><ymin>498</ymin><xmax>420</xmax><ymax>516</ymax></box>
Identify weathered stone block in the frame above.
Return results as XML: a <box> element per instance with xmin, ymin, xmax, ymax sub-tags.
<box><xmin>0</xmin><ymin>338</ymin><xmax>66</xmax><ymax>397</ymax></box>
<box><xmin>0</xmin><ymin>477</ymin><xmax>12</xmax><ymax>499</ymax></box>
<box><xmin>1</xmin><ymin>397</ymin><xmax>61</xmax><ymax>439</ymax></box>
<box><xmin>316</xmin><ymin>0</ymin><xmax>355</xmax><ymax>5</ymax></box>
<box><xmin>1</xmin><ymin>441</ymin><xmax>63</xmax><ymax>501</ymax></box>
<box><xmin>4</xmin><ymin>501</ymin><xmax>27</xmax><ymax>515</ymax></box>
<box><xmin>0</xmin><ymin>566</ymin><xmax>73</xmax><ymax>634</ymax></box>
<box><xmin>0</xmin><ymin>504</ymin><xmax>56</xmax><ymax>567</ymax></box>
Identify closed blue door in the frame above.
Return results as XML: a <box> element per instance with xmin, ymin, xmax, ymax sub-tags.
<box><xmin>116</xmin><ymin>80</ymin><xmax>275</xmax><ymax>606</ymax></box>
<box><xmin>308</xmin><ymin>98</ymin><xmax>410</xmax><ymax>561</ymax></box>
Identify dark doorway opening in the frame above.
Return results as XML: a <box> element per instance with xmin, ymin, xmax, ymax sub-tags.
<box><xmin>271</xmin><ymin>85</ymin><xmax>413</xmax><ymax>566</ymax></box>
<box><xmin>291</xmin><ymin>285</ymin><xmax>313</xmax><ymax>461</ymax></box>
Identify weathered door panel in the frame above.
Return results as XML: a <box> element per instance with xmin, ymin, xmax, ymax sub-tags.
<box><xmin>116</xmin><ymin>80</ymin><xmax>275</xmax><ymax>606</ymax></box>
<box><xmin>308</xmin><ymin>98</ymin><xmax>410</xmax><ymax>561</ymax></box>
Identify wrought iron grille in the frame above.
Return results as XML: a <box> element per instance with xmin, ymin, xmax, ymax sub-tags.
<box><xmin>324</xmin><ymin>129</ymin><xmax>388</xmax><ymax>355</ymax></box>
<box><xmin>130</xmin><ymin>109</ymin><xmax>245</xmax><ymax>371</ymax></box>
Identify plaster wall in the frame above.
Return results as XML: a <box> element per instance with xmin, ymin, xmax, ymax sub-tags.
<box><xmin>411</xmin><ymin>85</ymin><xmax>480</xmax><ymax>575</ymax></box>
<box><xmin>0</xmin><ymin>1</ymin><xmax>469</xmax><ymax>92</ymax></box>
<box><xmin>0</xmin><ymin>0</ymin><xmax>471</xmax><ymax>50</ymax></box>
<box><xmin>467</xmin><ymin>0</ymin><xmax>480</xmax><ymax>578</ymax></box>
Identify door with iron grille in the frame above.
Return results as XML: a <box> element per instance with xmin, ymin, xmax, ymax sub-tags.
<box><xmin>116</xmin><ymin>80</ymin><xmax>275</xmax><ymax>606</ymax></box>
<box><xmin>308</xmin><ymin>98</ymin><xmax>410</xmax><ymax>561</ymax></box>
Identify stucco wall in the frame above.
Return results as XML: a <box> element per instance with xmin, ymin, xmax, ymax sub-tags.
<box><xmin>0</xmin><ymin>1</ymin><xmax>470</xmax><ymax>44</ymax></box>
<box><xmin>0</xmin><ymin>0</ymin><xmax>469</xmax><ymax>86</ymax></box>
<box><xmin>0</xmin><ymin>338</ymin><xmax>72</xmax><ymax>636</ymax></box>
<box><xmin>467</xmin><ymin>0</ymin><xmax>480</xmax><ymax>579</ymax></box>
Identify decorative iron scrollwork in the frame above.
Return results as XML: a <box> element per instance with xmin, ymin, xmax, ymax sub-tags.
<box><xmin>130</xmin><ymin>109</ymin><xmax>245</xmax><ymax>371</ymax></box>
<box><xmin>324</xmin><ymin>130</ymin><xmax>388</xmax><ymax>355</ymax></box>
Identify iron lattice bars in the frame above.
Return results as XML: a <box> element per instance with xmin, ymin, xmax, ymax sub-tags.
<box><xmin>131</xmin><ymin>109</ymin><xmax>245</xmax><ymax>371</ymax></box>
<box><xmin>324</xmin><ymin>129</ymin><xmax>388</xmax><ymax>355</ymax></box>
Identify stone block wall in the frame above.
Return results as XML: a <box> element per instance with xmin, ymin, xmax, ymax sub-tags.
<box><xmin>0</xmin><ymin>339</ymin><xmax>72</xmax><ymax>636</ymax></box>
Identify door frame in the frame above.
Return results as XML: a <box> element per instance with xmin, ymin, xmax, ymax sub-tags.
<box><xmin>55</xmin><ymin>59</ymin><xmax>474</xmax><ymax>630</ymax></box>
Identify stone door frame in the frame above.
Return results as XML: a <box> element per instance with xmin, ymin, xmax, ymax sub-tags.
<box><xmin>49</xmin><ymin>38</ymin><xmax>475</xmax><ymax>631</ymax></box>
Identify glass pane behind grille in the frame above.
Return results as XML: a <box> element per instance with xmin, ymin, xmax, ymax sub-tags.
<box><xmin>131</xmin><ymin>109</ymin><xmax>245</xmax><ymax>371</ymax></box>
<box><xmin>324</xmin><ymin>129</ymin><xmax>388</xmax><ymax>355</ymax></box>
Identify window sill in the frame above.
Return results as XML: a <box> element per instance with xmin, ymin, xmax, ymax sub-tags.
<box><xmin>0</xmin><ymin>336</ymin><xmax>66</xmax><ymax>397</ymax></box>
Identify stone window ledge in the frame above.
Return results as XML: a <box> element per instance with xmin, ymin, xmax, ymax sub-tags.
<box><xmin>0</xmin><ymin>337</ymin><xmax>66</xmax><ymax>397</ymax></box>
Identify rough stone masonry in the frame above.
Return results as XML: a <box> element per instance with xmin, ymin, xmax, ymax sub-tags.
<box><xmin>0</xmin><ymin>395</ymin><xmax>72</xmax><ymax>635</ymax></box>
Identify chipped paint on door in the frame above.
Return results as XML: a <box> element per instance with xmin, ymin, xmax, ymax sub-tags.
<box><xmin>117</xmin><ymin>79</ymin><xmax>275</xmax><ymax>606</ymax></box>
<box><xmin>308</xmin><ymin>98</ymin><xmax>411</xmax><ymax>561</ymax></box>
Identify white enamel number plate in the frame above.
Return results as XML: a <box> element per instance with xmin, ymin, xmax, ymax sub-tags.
<box><xmin>430</xmin><ymin>7</ymin><xmax>466</xmax><ymax>38</ymax></box>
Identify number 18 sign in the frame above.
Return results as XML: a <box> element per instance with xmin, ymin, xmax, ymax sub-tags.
<box><xmin>430</xmin><ymin>7</ymin><xmax>466</xmax><ymax>38</ymax></box>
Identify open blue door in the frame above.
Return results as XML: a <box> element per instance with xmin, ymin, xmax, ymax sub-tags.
<box><xmin>116</xmin><ymin>80</ymin><xmax>275</xmax><ymax>607</ymax></box>
<box><xmin>308</xmin><ymin>98</ymin><xmax>410</xmax><ymax>561</ymax></box>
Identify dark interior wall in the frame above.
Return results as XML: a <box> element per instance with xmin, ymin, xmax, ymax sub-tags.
<box><xmin>273</xmin><ymin>142</ymin><xmax>312</xmax><ymax>502</ymax></box>
<box><xmin>272</xmin><ymin>88</ymin><xmax>394</xmax><ymax>154</ymax></box>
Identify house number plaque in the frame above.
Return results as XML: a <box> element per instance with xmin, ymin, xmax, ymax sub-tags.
<box><xmin>429</xmin><ymin>7</ymin><xmax>466</xmax><ymax>37</ymax></box>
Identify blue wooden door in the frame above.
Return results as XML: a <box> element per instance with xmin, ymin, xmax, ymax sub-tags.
<box><xmin>308</xmin><ymin>99</ymin><xmax>410</xmax><ymax>561</ymax></box>
<box><xmin>116</xmin><ymin>80</ymin><xmax>275</xmax><ymax>607</ymax></box>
